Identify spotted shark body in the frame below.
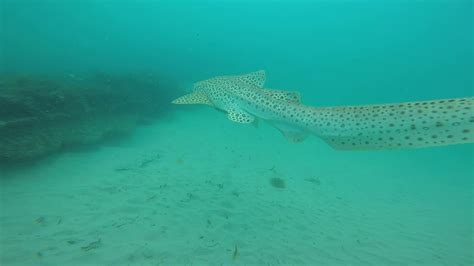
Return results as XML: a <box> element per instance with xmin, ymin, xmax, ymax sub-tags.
<box><xmin>172</xmin><ymin>70</ymin><xmax>473</xmax><ymax>150</ymax></box>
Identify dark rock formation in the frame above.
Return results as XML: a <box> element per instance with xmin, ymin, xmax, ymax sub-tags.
<box><xmin>0</xmin><ymin>73</ymin><xmax>181</xmax><ymax>163</ymax></box>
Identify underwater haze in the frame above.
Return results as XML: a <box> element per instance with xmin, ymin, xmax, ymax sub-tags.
<box><xmin>1</xmin><ymin>0</ymin><xmax>473</xmax><ymax>265</ymax></box>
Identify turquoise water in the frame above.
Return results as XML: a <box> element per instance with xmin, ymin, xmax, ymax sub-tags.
<box><xmin>1</xmin><ymin>0</ymin><xmax>473</xmax><ymax>265</ymax></box>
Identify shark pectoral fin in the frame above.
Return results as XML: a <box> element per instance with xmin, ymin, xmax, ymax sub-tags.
<box><xmin>252</xmin><ymin>118</ymin><xmax>260</xmax><ymax>128</ymax></box>
<box><xmin>171</xmin><ymin>92</ymin><xmax>213</xmax><ymax>106</ymax></box>
<box><xmin>227</xmin><ymin>110</ymin><xmax>255</xmax><ymax>124</ymax></box>
<box><xmin>282</xmin><ymin>131</ymin><xmax>309</xmax><ymax>143</ymax></box>
<box><xmin>263</xmin><ymin>89</ymin><xmax>301</xmax><ymax>104</ymax></box>
<box><xmin>319</xmin><ymin>135</ymin><xmax>366</xmax><ymax>150</ymax></box>
<box><xmin>271</xmin><ymin>122</ymin><xmax>309</xmax><ymax>143</ymax></box>
<box><xmin>285</xmin><ymin>129</ymin><xmax>310</xmax><ymax>143</ymax></box>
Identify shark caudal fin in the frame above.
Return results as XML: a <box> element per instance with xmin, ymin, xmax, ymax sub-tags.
<box><xmin>315</xmin><ymin>97</ymin><xmax>474</xmax><ymax>150</ymax></box>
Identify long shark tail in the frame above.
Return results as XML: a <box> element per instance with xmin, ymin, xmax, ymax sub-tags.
<box><xmin>312</xmin><ymin>97</ymin><xmax>473</xmax><ymax>150</ymax></box>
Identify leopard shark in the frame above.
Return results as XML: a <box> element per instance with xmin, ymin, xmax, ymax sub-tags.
<box><xmin>172</xmin><ymin>70</ymin><xmax>473</xmax><ymax>150</ymax></box>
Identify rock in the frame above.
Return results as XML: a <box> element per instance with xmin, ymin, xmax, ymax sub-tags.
<box><xmin>0</xmin><ymin>73</ymin><xmax>182</xmax><ymax>163</ymax></box>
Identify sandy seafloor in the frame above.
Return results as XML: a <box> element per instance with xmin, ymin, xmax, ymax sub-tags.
<box><xmin>0</xmin><ymin>107</ymin><xmax>472</xmax><ymax>266</ymax></box>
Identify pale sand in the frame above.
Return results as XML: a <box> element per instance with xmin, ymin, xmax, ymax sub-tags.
<box><xmin>0</xmin><ymin>108</ymin><xmax>472</xmax><ymax>265</ymax></box>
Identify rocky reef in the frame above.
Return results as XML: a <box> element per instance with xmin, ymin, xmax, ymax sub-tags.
<box><xmin>0</xmin><ymin>73</ymin><xmax>181</xmax><ymax>163</ymax></box>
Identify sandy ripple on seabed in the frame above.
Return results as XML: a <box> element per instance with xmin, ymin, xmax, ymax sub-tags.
<box><xmin>0</xmin><ymin>161</ymin><xmax>469</xmax><ymax>265</ymax></box>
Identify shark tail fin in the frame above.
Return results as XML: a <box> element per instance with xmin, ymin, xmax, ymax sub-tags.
<box><xmin>315</xmin><ymin>97</ymin><xmax>474</xmax><ymax>150</ymax></box>
<box><xmin>172</xmin><ymin>92</ymin><xmax>213</xmax><ymax>106</ymax></box>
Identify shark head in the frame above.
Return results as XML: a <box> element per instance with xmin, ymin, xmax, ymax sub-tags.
<box><xmin>172</xmin><ymin>70</ymin><xmax>266</xmax><ymax>109</ymax></box>
<box><xmin>172</xmin><ymin>70</ymin><xmax>305</xmax><ymax>129</ymax></box>
<box><xmin>172</xmin><ymin>70</ymin><xmax>277</xmax><ymax>125</ymax></box>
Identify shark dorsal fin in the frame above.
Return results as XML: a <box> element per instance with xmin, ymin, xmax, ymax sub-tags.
<box><xmin>233</xmin><ymin>70</ymin><xmax>266</xmax><ymax>88</ymax></box>
<box><xmin>171</xmin><ymin>92</ymin><xmax>213</xmax><ymax>106</ymax></box>
<box><xmin>264</xmin><ymin>89</ymin><xmax>301</xmax><ymax>104</ymax></box>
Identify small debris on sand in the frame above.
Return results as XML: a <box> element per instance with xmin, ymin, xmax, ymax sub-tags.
<box><xmin>36</xmin><ymin>217</ymin><xmax>45</xmax><ymax>225</ymax></box>
<box><xmin>81</xmin><ymin>238</ymin><xmax>101</xmax><ymax>252</ymax></box>
<box><xmin>305</xmin><ymin>176</ymin><xmax>321</xmax><ymax>186</ymax></box>
<box><xmin>232</xmin><ymin>244</ymin><xmax>239</xmax><ymax>260</ymax></box>
<box><xmin>269</xmin><ymin>177</ymin><xmax>286</xmax><ymax>189</ymax></box>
